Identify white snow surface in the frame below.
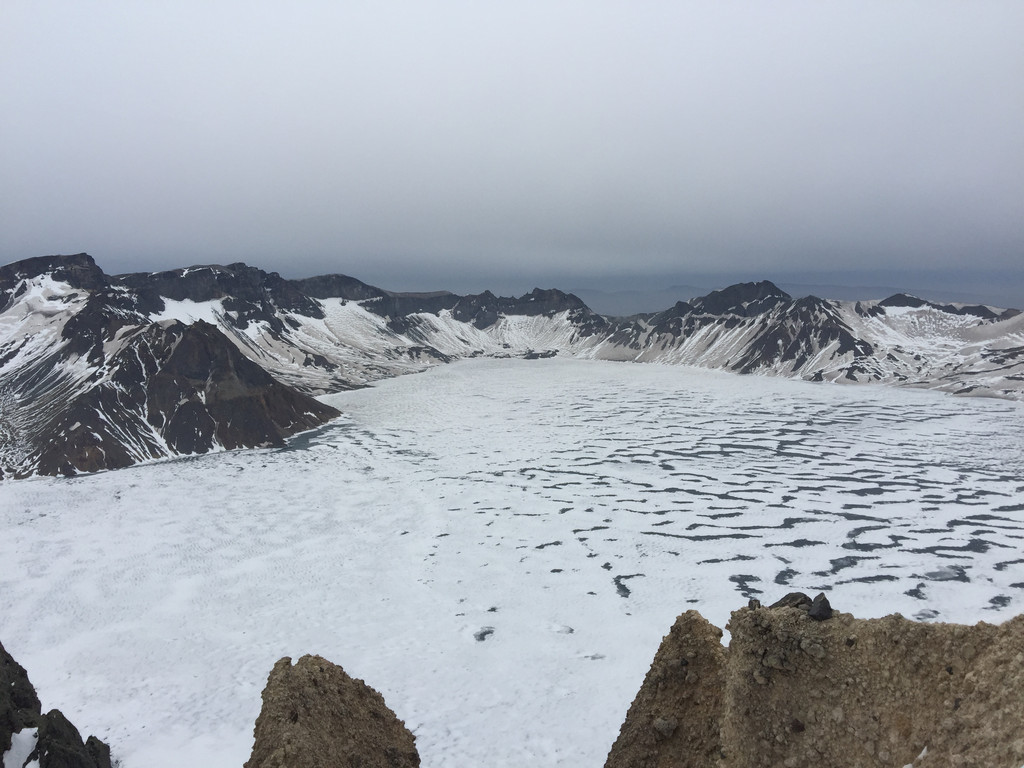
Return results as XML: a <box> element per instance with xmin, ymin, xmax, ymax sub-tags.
<box><xmin>1</xmin><ymin>359</ymin><xmax>1023</xmax><ymax>767</ymax></box>
<box><xmin>149</xmin><ymin>298</ymin><xmax>226</xmax><ymax>325</ymax></box>
<box><xmin>2</xmin><ymin>728</ymin><xmax>38</xmax><ymax>768</ymax></box>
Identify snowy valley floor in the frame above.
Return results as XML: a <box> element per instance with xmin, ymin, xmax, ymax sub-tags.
<box><xmin>2</xmin><ymin>359</ymin><xmax>1024</xmax><ymax>767</ymax></box>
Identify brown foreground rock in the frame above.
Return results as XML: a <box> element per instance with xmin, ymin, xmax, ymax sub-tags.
<box><xmin>604</xmin><ymin>611</ymin><xmax>726</xmax><ymax>768</ymax></box>
<box><xmin>244</xmin><ymin>654</ymin><xmax>420</xmax><ymax>768</ymax></box>
<box><xmin>607</xmin><ymin>599</ymin><xmax>1024</xmax><ymax>768</ymax></box>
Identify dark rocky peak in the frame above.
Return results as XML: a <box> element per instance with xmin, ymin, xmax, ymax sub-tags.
<box><xmin>788</xmin><ymin>294</ymin><xmax>842</xmax><ymax>318</ymax></box>
<box><xmin>963</xmin><ymin>304</ymin><xmax>1000</xmax><ymax>319</ymax></box>
<box><xmin>688</xmin><ymin>280</ymin><xmax>790</xmax><ymax>317</ymax></box>
<box><xmin>651</xmin><ymin>299</ymin><xmax>695</xmax><ymax>319</ymax></box>
<box><xmin>0</xmin><ymin>253</ymin><xmax>108</xmax><ymax>293</ymax></box>
<box><xmin>365</xmin><ymin>285</ymin><xmax>594</xmax><ymax>331</ymax></box>
<box><xmin>290</xmin><ymin>273</ymin><xmax>387</xmax><ymax>301</ymax></box>
<box><xmin>933</xmin><ymin>302</ymin><xmax>999</xmax><ymax>320</ymax></box>
<box><xmin>877</xmin><ymin>292</ymin><xmax>928</xmax><ymax>309</ymax></box>
<box><xmin>449</xmin><ymin>291</ymin><xmax>501</xmax><ymax>329</ymax></box>
<box><xmin>116</xmin><ymin>261</ymin><xmax>324</xmax><ymax>328</ymax></box>
<box><xmin>515</xmin><ymin>287</ymin><xmax>589</xmax><ymax>314</ymax></box>
<box><xmin>854</xmin><ymin>300</ymin><xmax>886</xmax><ymax>318</ymax></box>
<box><xmin>877</xmin><ymin>293</ymin><xmax>1000</xmax><ymax>320</ymax></box>
<box><xmin>449</xmin><ymin>287</ymin><xmax>592</xmax><ymax>330</ymax></box>
<box><xmin>366</xmin><ymin>291</ymin><xmax>462</xmax><ymax>323</ymax></box>
<box><xmin>116</xmin><ymin>264</ymin><xmax>235</xmax><ymax>303</ymax></box>
<box><xmin>1</xmin><ymin>253</ymin><xmax>108</xmax><ymax>312</ymax></box>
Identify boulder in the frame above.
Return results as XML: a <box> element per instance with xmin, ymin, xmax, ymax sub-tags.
<box><xmin>245</xmin><ymin>655</ymin><xmax>420</xmax><ymax>768</ymax></box>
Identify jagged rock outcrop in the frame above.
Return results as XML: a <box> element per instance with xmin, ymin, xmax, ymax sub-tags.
<box><xmin>245</xmin><ymin>655</ymin><xmax>420</xmax><ymax>768</ymax></box>
<box><xmin>607</xmin><ymin>598</ymin><xmax>1024</xmax><ymax>768</ymax></box>
<box><xmin>604</xmin><ymin>611</ymin><xmax>726</xmax><ymax>768</ymax></box>
<box><xmin>1</xmin><ymin>639</ymin><xmax>112</xmax><ymax>768</ymax></box>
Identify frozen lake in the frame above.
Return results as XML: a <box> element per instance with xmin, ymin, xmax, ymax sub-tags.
<box><xmin>2</xmin><ymin>359</ymin><xmax>1023</xmax><ymax>767</ymax></box>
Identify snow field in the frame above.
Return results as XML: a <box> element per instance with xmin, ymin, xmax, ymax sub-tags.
<box><xmin>1</xmin><ymin>358</ymin><xmax>1022</xmax><ymax>767</ymax></box>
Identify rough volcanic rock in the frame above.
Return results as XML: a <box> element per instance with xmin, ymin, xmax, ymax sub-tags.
<box><xmin>807</xmin><ymin>592</ymin><xmax>832</xmax><ymax>621</ymax></box>
<box><xmin>363</xmin><ymin>291</ymin><xmax>462</xmax><ymax>324</ymax></box>
<box><xmin>245</xmin><ymin>655</ymin><xmax>420</xmax><ymax>768</ymax></box>
<box><xmin>363</xmin><ymin>286</ymin><xmax>597</xmax><ymax>331</ymax></box>
<box><xmin>1</xmin><ymin>639</ymin><xmax>42</xmax><ymax>756</ymax></box>
<box><xmin>290</xmin><ymin>273</ymin><xmax>388</xmax><ymax>302</ymax></box>
<box><xmin>143</xmin><ymin>320</ymin><xmax>340</xmax><ymax>451</ymax></box>
<box><xmin>604</xmin><ymin>611</ymin><xmax>725</xmax><ymax>768</ymax></box>
<box><xmin>29</xmin><ymin>320</ymin><xmax>340</xmax><ymax>476</ymax></box>
<box><xmin>723</xmin><ymin>606</ymin><xmax>1024</xmax><ymax>768</ymax></box>
<box><xmin>687</xmin><ymin>281</ymin><xmax>790</xmax><ymax>317</ymax></box>
<box><xmin>878</xmin><ymin>293</ymin><xmax>1000</xmax><ymax>320</ymax></box>
<box><xmin>116</xmin><ymin>262</ymin><xmax>325</xmax><ymax>330</ymax></box>
<box><xmin>609</xmin><ymin>602</ymin><xmax>1024</xmax><ymax>768</ymax></box>
<box><xmin>0</xmin><ymin>639</ymin><xmax>112</xmax><ymax>768</ymax></box>
<box><xmin>0</xmin><ymin>253</ymin><xmax>107</xmax><ymax>303</ymax></box>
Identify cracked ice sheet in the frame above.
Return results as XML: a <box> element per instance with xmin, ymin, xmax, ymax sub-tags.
<box><xmin>1</xmin><ymin>358</ymin><xmax>1023</xmax><ymax>767</ymax></box>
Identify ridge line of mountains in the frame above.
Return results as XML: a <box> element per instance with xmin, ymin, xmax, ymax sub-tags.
<box><xmin>2</xmin><ymin>252</ymin><xmax>1022</xmax><ymax>479</ymax></box>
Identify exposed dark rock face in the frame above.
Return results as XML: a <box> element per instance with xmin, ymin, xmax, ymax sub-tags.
<box><xmin>364</xmin><ymin>291</ymin><xmax>462</xmax><ymax>324</ymax></box>
<box><xmin>0</xmin><ymin>639</ymin><xmax>112</xmax><ymax>768</ymax></box>
<box><xmin>116</xmin><ymin>262</ymin><xmax>325</xmax><ymax>330</ymax></box>
<box><xmin>0</xmin><ymin>253</ymin><xmax>106</xmax><ymax>303</ymax></box>
<box><xmin>245</xmin><ymin>655</ymin><xmax>420</xmax><ymax>768</ymax></box>
<box><xmin>1</xmin><ymin>640</ymin><xmax>42</xmax><ymax>756</ymax></box>
<box><xmin>687</xmin><ymin>280</ymin><xmax>790</xmax><ymax>317</ymax></box>
<box><xmin>0</xmin><ymin>254</ymin><xmax>342</xmax><ymax>477</ymax></box>
<box><xmin>290</xmin><ymin>273</ymin><xmax>388</xmax><ymax>302</ymax></box>
<box><xmin>630</xmin><ymin>290</ymin><xmax>875</xmax><ymax>378</ymax></box>
<box><xmin>28</xmin><ymin>320</ymin><xmax>340</xmax><ymax>476</ymax></box>
<box><xmin>362</xmin><ymin>285</ymin><xmax>600</xmax><ymax>332</ymax></box>
<box><xmin>878</xmin><ymin>293</ymin><xmax>1000</xmax><ymax>320</ymax></box>
<box><xmin>607</xmin><ymin>600</ymin><xmax>1024</xmax><ymax>768</ymax></box>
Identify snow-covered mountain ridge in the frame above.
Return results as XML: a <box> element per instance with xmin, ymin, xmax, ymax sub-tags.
<box><xmin>2</xmin><ymin>253</ymin><xmax>1021</xmax><ymax>477</ymax></box>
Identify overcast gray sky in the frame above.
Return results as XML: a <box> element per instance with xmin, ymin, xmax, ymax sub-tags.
<box><xmin>2</xmin><ymin>2</ymin><xmax>1022</xmax><ymax>305</ymax></box>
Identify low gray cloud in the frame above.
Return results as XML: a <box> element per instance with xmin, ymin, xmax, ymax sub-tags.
<box><xmin>1</xmin><ymin>2</ymin><xmax>1022</xmax><ymax>302</ymax></box>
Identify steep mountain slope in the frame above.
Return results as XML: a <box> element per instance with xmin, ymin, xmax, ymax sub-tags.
<box><xmin>587</xmin><ymin>281</ymin><xmax>1024</xmax><ymax>397</ymax></box>
<box><xmin>1</xmin><ymin>253</ymin><xmax>1022</xmax><ymax>477</ymax></box>
<box><xmin>0</xmin><ymin>255</ymin><xmax>338</xmax><ymax>478</ymax></box>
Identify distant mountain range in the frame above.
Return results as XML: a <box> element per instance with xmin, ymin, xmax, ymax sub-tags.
<box><xmin>2</xmin><ymin>253</ymin><xmax>1022</xmax><ymax>478</ymax></box>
